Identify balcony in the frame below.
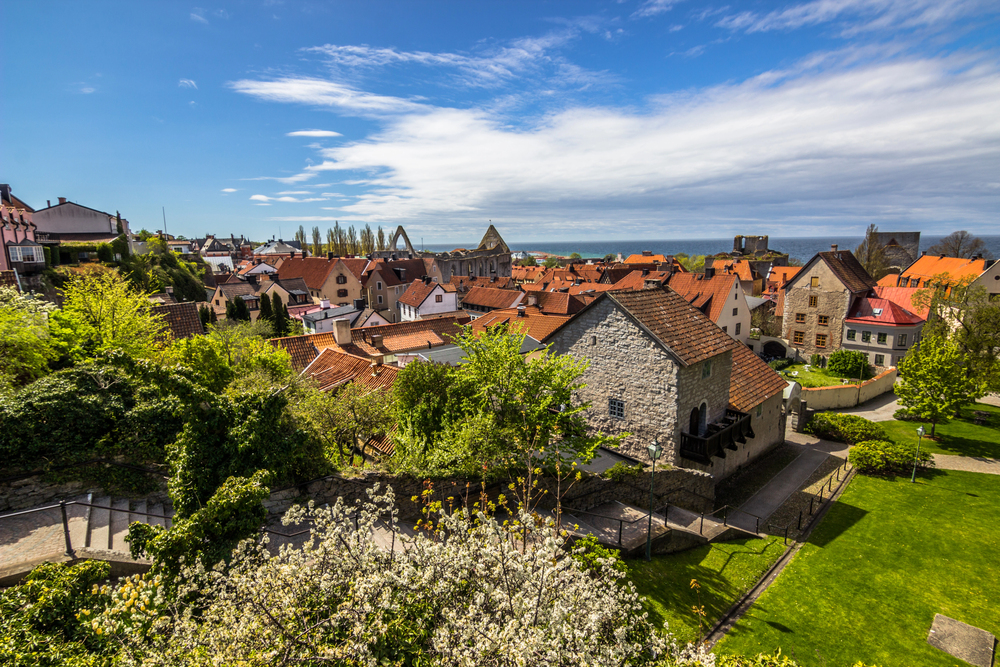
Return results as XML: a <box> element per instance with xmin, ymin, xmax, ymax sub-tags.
<box><xmin>679</xmin><ymin>408</ymin><xmax>755</xmax><ymax>465</ymax></box>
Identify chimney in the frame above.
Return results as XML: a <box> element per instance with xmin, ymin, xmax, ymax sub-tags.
<box><xmin>333</xmin><ymin>318</ymin><xmax>352</xmax><ymax>346</ymax></box>
<box><xmin>527</xmin><ymin>294</ymin><xmax>538</xmax><ymax>307</ymax></box>
<box><xmin>354</xmin><ymin>298</ymin><xmax>366</xmax><ymax>311</ymax></box>
<box><xmin>391</xmin><ymin>253</ymin><xmax>397</xmax><ymax>261</ymax></box>
<box><xmin>831</xmin><ymin>244</ymin><xmax>838</xmax><ymax>252</ymax></box>
<box><xmin>0</xmin><ymin>184</ymin><xmax>10</xmax><ymax>202</ymax></box>
<box><xmin>370</xmin><ymin>333</ymin><xmax>384</xmax><ymax>347</ymax></box>
<box><xmin>320</xmin><ymin>299</ymin><xmax>330</xmax><ymax>309</ymax></box>
<box><xmin>423</xmin><ymin>276</ymin><xmax>431</xmax><ymax>285</ymax></box>
<box><xmin>165</xmin><ymin>286</ymin><xmax>174</xmax><ymax>295</ymax></box>
<box><xmin>58</xmin><ymin>196</ymin><xmax>67</xmax><ymax>205</ymax></box>
<box><xmin>939</xmin><ymin>253</ymin><xmax>946</xmax><ymax>259</ymax></box>
<box><xmin>644</xmin><ymin>278</ymin><xmax>663</xmax><ymax>289</ymax></box>
<box><xmin>922</xmin><ymin>251</ymin><xmax>927</xmax><ymax>256</ymax></box>
<box><xmin>705</xmin><ymin>267</ymin><xmax>715</xmax><ymax>279</ymax></box>
<box><xmin>642</xmin><ymin>269</ymin><xmax>650</xmax><ymax>276</ymax></box>
<box><xmin>517</xmin><ymin>305</ymin><xmax>526</xmax><ymax>317</ymax></box>
<box><xmin>47</xmin><ymin>200</ymin><xmax>51</xmax><ymax>208</ymax></box>
<box><xmin>328</xmin><ymin>251</ymin><xmax>335</xmax><ymax>260</ymax></box>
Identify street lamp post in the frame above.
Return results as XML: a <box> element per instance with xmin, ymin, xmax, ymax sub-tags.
<box><xmin>646</xmin><ymin>439</ymin><xmax>662</xmax><ymax>561</ymax></box>
<box><xmin>911</xmin><ymin>426</ymin><xmax>926</xmax><ymax>483</ymax></box>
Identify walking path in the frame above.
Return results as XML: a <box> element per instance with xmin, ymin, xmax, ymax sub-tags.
<box><xmin>933</xmin><ymin>454</ymin><xmax>1000</xmax><ymax>475</ymax></box>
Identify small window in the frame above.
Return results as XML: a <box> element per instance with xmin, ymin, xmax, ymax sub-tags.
<box><xmin>435</xmin><ymin>294</ymin><xmax>443</xmax><ymax>303</ymax></box>
<box><xmin>795</xmin><ymin>313</ymin><xmax>806</xmax><ymax>323</ymax></box>
<box><xmin>336</xmin><ymin>275</ymin><xmax>347</xmax><ymax>284</ymax></box>
<box><xmin>808</xmin><ymin>295</ymin><xmax>818</xmax><ymax>308</ymax></box>
<box><xmin>702</xmin><ymin>360</ymin><xmax>712</xmax><ymax>379</ymax></box>
<box><xmin>874</xmin><ymin>354</ymin><xmax>885</xmax><ymax>366</ymax></box>
<box><xmin>735</xmin><ymin>322</ymin><xmax>741</xmax><ymax>335</ymax></box>
<box><xmin>793</xmin><ymin>331</ymin><xmax>805</xmax><ymax>345</ymax></box>
<box><xmin>818</xmin><ymin>315</ymin><xmax>829</xmax><ymax>326</ymax></box>
<box><xmin>756</xmin><ymin>405</ymin><xmax>762</xmax><ymax>418</ymax></box>
<box><xmin>847</xmin><ymin>329</ymin><xmax>856</xmax><ymax>341</ymax></box>
<box><xmin>862</xmin><ymin>331</ymin><xmax>871</xmax><ymax>343</ymax></box>
<box><xmin>609</xmin><ymin>398</ymin><xmax>625</xmax><ymax>419</ymax></box>
<box><xmin>377</xmin><ymin>281</ymin><xmax>383</xmax><ymax>290</ymax></box>
<box><xmin>816</xmin><ymin>333</ymin><xmax>828</xmax><ymax>348</ymax></box>
<box><xmin>337</xmin><ymin>289</ymin><xmax>348</xmax><ymax>298</ymax></box>
<box><xmin>810</xmin><ymin>276</ymin><xmax>819</xmax><ymax>287</ymax></box>
<box><xmin>877</xmin><ymin>332</ymin><xmax>887</xmax><ymax>344</ymax></box>
<box><xmin>872</xmin><ymin>308</ymin><xmax>883</xmax><ymax>317</ymax></box>
<box><xmin>732</xmin><ymin>307</ymin><xmax>738</xmax><ymax>316</ymax></box>
<box><xmin>898</xmin><ymin>333</ymin><xmax>907</xmax><ymax>346</ymax></box>
<box><xmin>722</xmin><ymin>326</ymin><xmax>728</xmax><ymax>333</ymax></box>
<box><xmin>377</xmin><ymin>295</ymin><xmax>383</xmax><ymax>305</ymax></box>
<box><xmin>910</xmin><ymin>278</ymin><xmax>919</xmax><ymax>288</ymax></box>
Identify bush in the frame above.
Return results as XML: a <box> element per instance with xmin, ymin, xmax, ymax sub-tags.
<box><xmin>571</xmin><ymin>534</ymin><xmax>627</xmax><ymax>577</ymax></box>
<box><xmin>96</xmin><ymin>243</ymin><xmax>114</xmax><ymax>263</ymax></box>
<box><xmin>828</xmin><ymin>349</ymin><xmax>867</xmax><ymax>377</ymax></box>
<box><xmin>809</xmin><ymin>353</ymin><xmax>826</xmax><ymax>369</ymax></box>
<box><xmin>893</xmin><ymin>407</ymin><xmax>926</xmax><ymax>422</ymax></box>
<box><xmin>768</xmin><ymin>357</ymin><xmax>792</xmax><ymax>371</ymax></box>
<box><xmin>849</xmin><ymin>439</ymin><xmax>933</xmax><ymax>476</ymax></box>
<box><xmin>804</xmin><ymin>413</ymin><xmax>886</xmax><ymax>444</ymax></box>
<box><xmin>602</xmin><ymin>461</ymin><xmax>644</xmax><ymax>482</ymax></box>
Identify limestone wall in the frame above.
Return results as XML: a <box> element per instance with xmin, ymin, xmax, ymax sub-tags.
<box><xmin>0</xmin><ymin>471</ymin><xmax>169</xmax><ymax>513</ymax></box>
<box><xmin>800</xmin><ymin>367</ymin><xmax>897</xmax><ymax>410</ymax></box>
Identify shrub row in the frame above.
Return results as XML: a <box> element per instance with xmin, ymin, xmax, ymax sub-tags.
<box><xmin>803</xmin><ymin>413</ymin><xmax>886</xmax><ymax>444</ymax></box>
<box><xmin>849</xmin><ymin>439</ymin><xmax>934</xmax><ymax>476</ymax></box>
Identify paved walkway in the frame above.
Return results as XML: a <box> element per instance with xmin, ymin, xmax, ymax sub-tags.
<box><xmin>933</xmin><ymin>454</ymin><xmax>1000</xmax><ymax>475</ymax></box>
<box><xmin>727</xmin><ymin>428</ymin><xmax>847</xmax><ymax>532</ymax></box>
<box><xmin>834</xmin><ymin>391</ymin><xmax>900</xmax><ymax>421</ymax></box>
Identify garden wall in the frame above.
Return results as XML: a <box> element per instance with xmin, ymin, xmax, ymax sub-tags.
<box><xmin>263</xmin><ymin>465</ymin><xmax>716</xmax><ymax>521</ymax></box>
<box><xmin>800</xmin><ymin>367</ymin><xmax>897</xmax><ymax>411</ymax></box>
<box><xmin>0</xmin><ymin>470</ymin><xmax>170</xmax><ymax>513</ymax></box>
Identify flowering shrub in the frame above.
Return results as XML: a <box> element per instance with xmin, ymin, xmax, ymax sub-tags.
<box><xmin>102</xmin><ymin>485</ymin><xmax>721</xmax><ymax>666</ymax></box>
<box><xmin>849</xmin><ymin>440</ymin><xmax>934</xmax><ymax>477</ymax></box>
<box><xmin>804</xmin><ymin>413</ymin><xmax>886</xmax><ymax>444</ymax></box>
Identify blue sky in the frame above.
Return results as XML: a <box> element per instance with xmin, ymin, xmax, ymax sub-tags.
<box><xmin>4</xmin><ymin>1</ymin><xmax>999</xmax><ymax>244</ymax></box>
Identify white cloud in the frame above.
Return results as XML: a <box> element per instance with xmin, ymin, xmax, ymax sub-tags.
<box><xmin>80</xmin><ymin>87</ymin><xmax>96</xmax><ymax>94</ymax></box>
<box><xmin>276</xmin><ymin>190</ymin><xmax>312</xmax><ymax>195</ymax></box>
<box><xmin>251</xmin><ymin>50</ymin><xmax>1000</xmax><ymax>234</ymax></box>
<box><xmin>250</xmin><ymin>194</ymin><xmax>329</xmax><ymax>203</ymax></box>
<box><xmin>190</xmin><ymin>11</ymin><xmax>209</xmax><ymax>24</ymax></box>
<box><xmin>286</xmin><ymin>129</ymin><xmax>343</xmax><ymax>137</ymax></box>
<box><xmin>632</xmin><ymin>0</ymin><xmax>678</xmax><ymax>19</ymax></box>
<box><xmin>221</xmin><ymin>188</ymin><xmax>238</xmax><ymax>193</ymax></box>
<box><xmin>242</xmin><ymin>172</ymin><xmax>319</xmax><ymax>184</ymax></box>
<box><xmin>716</xmin><ymin>0</ymin><xmax>989</xmax><ymax>35</ymax></box>
<box><xmin>179</xmin><ymin>79</ymin><xmax>198</xmax><ymax>89</ymax></box>
<box><xmin>229</xmin><ymin>77</ymin><xmax>424</xmax><ymax>115</ymax></box>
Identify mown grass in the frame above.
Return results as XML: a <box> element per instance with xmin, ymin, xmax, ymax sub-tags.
<box><xmin>628</xmin><ymin>536</ymin><xmax>785</xmax><ymax>645</ymax></box>
<box><xmin>715</xmin><ymin>470</ymin><xmax>1000</xmax><ymax>666</ymax></box>
<box><xmin>880</xmin><ymin>402</ymin><xmax>1000</xmax><ymax>459</ymax></box>
<box><xmin>775</xmin><ymin>363</ymin><xmax>872</xmax><ymax>389</ymax></box>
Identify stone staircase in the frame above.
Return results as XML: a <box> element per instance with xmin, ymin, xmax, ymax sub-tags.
<box><xmin>0</xmin><ymin>493</ymin><xmax>173</xmax><ymax>585</ymax></box>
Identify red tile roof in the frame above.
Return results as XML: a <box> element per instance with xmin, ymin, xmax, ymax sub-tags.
<box><xmin>462</xmin><ymin>286</ymin><xmax>523</xmax><ymax>310</ymax></box>
<box><xmin>304</xmin><ymin>348</ymin><xmax>399</xmax><ymax>393</ymax></box>
<box><xmin>449</xmin><ymin>275</ymin><xmax>515</xmax><ymax>291</ymax></box>
<box><xmin>151</xmin><ymin>302</ymin><xmax>204</xmax><ymax>340</ymax></box>
<box><xmin>270</xmin><ymin>332</ymin><xmax>336</xmax><ymax>370</ymax></box>
<box><xmin>767</xmin><ymin>266</ymin><xmax>801</xmax><ymax>291</ymax></box>
<box><xmin>899</xmin><ymin>255</ymin><xmax>989</xmax><ymax>286</ymax></box>
<box><xmin>611</xmin><ymin>270</ymin><xmax>674</xmax><ymax>292</ymax></box>
<box><xmin>845</xmin><ymin>297</ymin><xmax>924</xmax><ymax>326</ymax></box>
<box><xmin>277</xmin><ymin>257</ymin><xmax>340</xmax><ymax>291</ymax></box>
<box><xmin>728</xmin><ymin>342</ymin><xmax>788</xmax><ymax>412</ymax></box>
<box><xmin>512</xmin><ymin>266</ymin><xmax>547</xmax><ymax>282</ymax></box>
<box><xmin>339</xmin><ymin>258</ymin><xmax>370</xmax><ymax>280</ymax></box>
<box><xmin>712</xmin><ymin>259</ymin><xmax>756</xmax><ymax>283</ymax></box>
<box><xmin>665</xmin><ymin>272</ymin><xmax>739</xmax><ymax>324</ymax></box>
<box><xmin>530</xmin><ymin>291</ymin><xmax>586</xmax><ymax>315</ymax></box>
<box><xmin>774</xmin><ymin>289</ymin><xmax>786</xmax><ymax>318</ymax></box>
<box><xmin>605</xmin><ymin>288</ymin><xmax>734</xmax><ymax>366</ymax></box>
<box><xmin>347</xmin><ymin>317</ymin><xmax>468</xmax><ymax>357</ymax></box>
<box><xmin>363</xmin><ymin>259</ymin><xmax>428</xmax><ymax>287</ymax></box>
<box><xmin>470</xmin><ymin>306</ymin><xmax>570</xmax><ymax>342</ymax></box>
<box><xmin>873</xmin><ymin>286</ymin><xmax>930</xmax><ymax>320</ymax></box>
<box><xmin>398</xmin><ymin>279</ymin><xmax>455</xmax><ymax>308</ymax></box>
<box><xmin>624</xmin><ymin>253</ymin><xmax>668</xmax><ymax>264</ymax></box>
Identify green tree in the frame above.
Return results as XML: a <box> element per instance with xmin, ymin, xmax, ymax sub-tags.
<box><xmin>828</xmin><ymin>349</ymin><xmax>868</xmax><ymax>378</ymax></box>
<box><xmin>297</xmin><ymin>381</ymin><xmax>396</xmax><ymax>463</ymax></box>
<box><xmin>568</xmin><ymin>252</ymin><xmax>582</xmax><ymax>260</ymax></box>
<box><xmin>257</xmin><ymin>290</ymin><xmax>273</xmax><ymax>324</ymax></box>
<box><xmin>543</xmin><ymin>257</ymin><xmax>560</xmax><ymax>268</ymax></box>
<box><xmin>376</xmin><ymin>225</ymin><xmax>386</xmax><ymax>251</ymax></box>
<box><xmin>232</xmin><ymin>297</ymin><xmax>251</xmax><ymax>322</ymax></box>
<box><xmin>50</xmin><ymin>270</ymin><xmax>166</xmax><ymax>362</ymax></box>
<box><xmin>896</xmin><ymin>334</ymin><xmax>984</xmax><ymax>436</ymax></box>
<box><xmin>311</xmin><ymin>226</ymin><xmax>322</xmax><ymax>257</ymax></box>
<box><xmin>750</xmin><ymin>304</ymin><xmax>781</xmax><ymax>338</ymax></box>
<box><xmin>854</xmin><ymin>223</ymin><xmax>890</xmax><ymax>281</ymax></box>
<box><xmin>0</xmin><ymin>288</ymin><xmax>57</xmax><ymax>388</ymax></box>
<box><xmin>927</xmin><ymin>230</ymin><xmax>994</xmax><ymax>259</ymax></box>
<box><xmin>519</xmin><ymin>255</ymin><xmax>538</xmax><ymax>267</ymax></box>
<box><xmin>271</xmin><ymin>293</ymin><xmax>288</xmax><ymax>336</ymax></box>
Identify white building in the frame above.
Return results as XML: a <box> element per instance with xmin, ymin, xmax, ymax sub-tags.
<box><xmin>398</xmin><ymin>278</ymin><xmax>460</xmax><ymax>322</ymax></box>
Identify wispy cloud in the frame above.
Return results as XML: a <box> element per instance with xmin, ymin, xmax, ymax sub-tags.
<box><xmin>250</xmin><ymin>194</ymin><xmax>329</xmax><ymax>203</ymax></box>
<box><xmin>221</xmin><ymin>188</ymin><xmax>238</xmax><ymax>193</ymax></box>
<box><xmin>179</xmin><ymin>79</ymin><xmax>198</xmax><ymax>89</ymax></box>
<box><xmin>268</xmin><ymin>216</ymin><xmax>342</xmax><ymax>222</ymax></box>
<box><xmin>80</xmin><ymin>87</ymin><xmax>96</xmax><ymax>94</ymax></box>
<box><xmin>632</xmin><ymin>0</ymin><xmax>679</xmax><ymax>19</ymax></box>
<box><xmin>229</xmin><ymin>77</ymin><xmax>424</xmax><ymax>115</ymax></box>
<box><xmin>276</xmin><ymin>190</ymin><xmax>312</xmax><ymax>195</ymax></box>
<box><xmin>190</xmin><ymin>10</ymin><xmax>209</xmax><ymax>24</ymax></box>
<box><xmin>716</xmin><ymin>0</ymin><xmax>990</xmax><ymax>35</ymax></box>
<box><xmin>242</xmin><ymin>172</ymin><xmax>319</xmax><ymax>184</ymax></box>
<box><xmin>286</xmin><ymin>129</ymin><xmax>343</xmax><ymax>137</ymax></box>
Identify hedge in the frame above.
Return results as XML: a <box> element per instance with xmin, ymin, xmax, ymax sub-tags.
<box><xmin>849</xmin><ymin>439</ymin><xmax>933</xmax><ymax>476</ymax></box>
<box><xmin>804</xmin><ymin>413</ymin><xmax>886</xmax><ymax>444</ymax></box>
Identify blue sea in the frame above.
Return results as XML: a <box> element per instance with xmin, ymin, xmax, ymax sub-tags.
<box><xmin>421</xmin><ymin>235</ymin><xmax>1000</xmax><ymax>264</ymax></box>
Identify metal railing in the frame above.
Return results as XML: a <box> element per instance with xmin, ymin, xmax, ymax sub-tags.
<box><xmin>561</xmin><ymin>505</ymin><xmax>665</xmax><ymax>547</ymax></box>
<box><xmin>766</xmin><ymin>457</ymin><xmax>853</xmax><ymax>545</ymax></box>
<box><xmin>680</xmin><ymin>408</ymin><xmax>755</xmax><ymax>464</ymax></box>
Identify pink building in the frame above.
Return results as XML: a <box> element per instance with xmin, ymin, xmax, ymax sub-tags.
<box><xmin>0</xmin><ymin>184</ymin><xmax>43</xmax><ymax>274</ymax></box>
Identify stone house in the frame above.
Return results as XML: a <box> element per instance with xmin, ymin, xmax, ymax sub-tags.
<box><xmin>547</xmin><ymin>288</ymin><xmax>787</xmax><ymax>479</ymax></box>
<box><xmin>780</xmin><ymin>246</ymin><xmax>877</xmax><ymax>360</ymax></box>
<box><xmin>362</xmin><ymin>258</ymin><xmax>429</xmax><ymax>323</ymax></box>
<box><xmin>278</xmin><ymin>256</ymin><xmax>369</xmax><ymax>305</ymax></box>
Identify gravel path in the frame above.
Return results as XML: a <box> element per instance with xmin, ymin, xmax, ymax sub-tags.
<box><xmin>933</xmin><ymin>454</ymin><xmax>1000</xmax><ymax>475</ymax></box>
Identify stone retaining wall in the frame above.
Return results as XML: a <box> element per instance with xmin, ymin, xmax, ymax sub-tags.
<box><xmin>0</xmin><ymin>470</ymin><xmax>169</xmax><ymax>513</ymax></box>
<box><xmin>264</xmin><ymin>465</ymin><xmax>715</xmax><ymax>520</ymax></box>
<box><xmin>799</xmin><ymin>367</ymin><xmax>897</xmax><ymax>410</ymax></box>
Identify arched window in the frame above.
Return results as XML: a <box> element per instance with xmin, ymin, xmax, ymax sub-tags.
<box><xmin>699</xmin><ymin>402</ymin><xmax>708</xmax><ymax>435</ymax></box>
<box><xmin>689</xmin><ymin>406</ymin><xmax>700</xmax><ymax>435</ymax></box>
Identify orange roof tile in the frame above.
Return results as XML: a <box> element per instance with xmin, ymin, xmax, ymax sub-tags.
<box><xmin>346</xmin><ymin>317</ymin><xmax>468</xmax><ymax>357</ymax></box>
<box><xmin>624</xmin><ymin>253</ymin><xmax>668</xmax><ymax>264</ymax></box>
<box><xmin>611</xmin><ymin>270</ymin><xmax>674</xmax><ymax>292</ymax></box>
<box><xmin>277</xmin><ymin>257</ymin><xmax>340</xmax><ymax>291</ymax></box>
<box><xmin>665</xmin><ymin>272</ymin><xmax>739</xmax><ymax>324</ymax></box>
<box><xmin>768</xmin><ymin>266</ymin><xmax>802</xmax><ymax>289</ymax></box>
<box><xmin>304</xmin><ymin>348</ymin><xmax>399</xmax><ymax>393</ymax></box>
<box><xmin>398</xmin><ymin>279</ymin><xmax>450</xmax><ymax>308</ymax></box>
<box><xmin>774</xmin><ymin>289</ymin><xmax>786</xmax><ymax>318</ymax></box>
<box><xmin>529</xmin><ymin>291</ymin><xmax>585</xmax><ymax>315</ymax></box>
<box><xmin>899</xmin><ymin>255</ymin><xmax>988</xmax><ymax>285</ymax></box>
<box><xmin>470</xmin><ymin>306</ymin><xmax>570</xmax><ymax>342</ymax></box>
<box><xmin>448</xmin><ymin>275</ymin><xmax>515</xmax><ymax>291</ymax></box>
<box><xmin>873</xmin><ymin>286</ymin><xmax>930</xmax><ymax>320</ymax></box>
<box><xmin>728</xmin><ymin>343</ymin><xmax>788</xmax><ymax>412</ymax></box>
<box><xmin>462</xmin><ymin>286</ymin><xmax>524</xmax><ymax>310</ymax></box>
<box><xmin>876</xmin><ymin>273</ymin><xmax>901</xmax><ymax>287</ymax></box>
<box><xmin>713</xmin><ymin>259</ymin><xmax>756</xmax><ymax>283</ymax></box>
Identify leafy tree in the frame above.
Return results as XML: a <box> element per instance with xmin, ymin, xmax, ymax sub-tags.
<box><xmin>224</xmin><ymin>300</ymin><xmax>237</xmax><ymax>321</ymax></box>
<box><xmin>296</xmin><ymin>381</ymin><xmax>396</xmax><ymax>464</ymax></box>
<box><xmin>271</xmin><ymin>293</ymin><xmax>288</xmax><ymax>336</ymax></box>
<box><xmin>569</xmin><ymin>252</ymin><xmax>582</xmax><ymax>260</ymax></box>
<box><xmin>827</xmin><ymin>349</ymin><xmax>868</xmax><ymax>378</ymax></box>
<box><xmin>198</xmin><ymin>320</ymin><xmax>289</xmax><ymax>384</ymax></box>
<box><xmin>294</xmin><ymin>224</ymin><xmax>306</xmax><ymax>246</ymax></box>
<box><xmin>896</xmin><ymin>334</ymin><xmax>984</xmax><ymax>436</ymax></box>
<box><xmin>603</xmin><ymin>253</ymin><xmax>616</xmax><ymax>263</ymax></box>
<box><xmin>96</xmin><ymin>242</ymin><xmax>114</xmax><ymax>263</ymax></box>
<box><xmin>232</xmin><ymin>297</ymin><xmax>251</xmax><ymax>322</ymax></box>
<box><xmin>393</xmin><ymin>361</ymin><xmax>467</xmax><ymax>444</ymax></box>
<box><xmin>376</xmin><ymin>225</ymin><xmax>387</xmax><ymax>251</ymax></box>
<box><xmin>0</xmin><ymin>288</ymin><xmax>56</xmax><ymax>388</ymax></box>
<box><xmin>854</xmin><ymin>223</ymin><xmax>890</xmax><ymax>281</ymax></box>
<box><xmin>198</xmin><ymin>304</ymin><xmax>212</xmax><ymax>327</ymax></box>
<box><xmin>50</xmin><ymin>270</ymin><xmax>166</xmax><ymax>363</ymax></box>
<box><xmin>750</xmin><ymin>303</ymin><xmax>781</xmax><ymax>337</ymax></box>
<box><xmin>927</xmin><ymin>230</ymin><xmax>993</xmax><ymax>259</ymax></box>
<box><xmin>311</xmin><ymin>225</ymin><xmax>322</xmax><ymax>257</ymax></box>
<box><xmin>543</xmin><ymin>257</ymin><xmax>560</xmax><ymax>268</ymax></box>
<box><xmin>519</xmin><ymin>255</ymin><xmax>538</xmax><ymax>266</ymax></box>
<box><xmin>675</xmin><ymin>253</ymin><xmax>706</xmax><ymax>272</ymax></box>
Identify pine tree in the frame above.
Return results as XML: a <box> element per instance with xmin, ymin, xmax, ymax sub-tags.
<box><xmin>233</xmin><ymin>297</ymin><xmax>251</xmax><ymax>322</ymax></box>
<box><xmin>199</xmin><ymin>305</ymin><xmax>211</xmax><ymax>326</ymax></box>
<box><xmin>226</xmin><ymin>300</ymin><xmax>237</xmax><ymax>320</ymax></box>
<box><xmin>272</xmin><ymin>293</ymin><xmax>287</xmax><ymax>336</ymax></box>
<box><xmin>210</xmin><ymin>308</ymin><xmax>218</xmax><ymax>323</ymax></box>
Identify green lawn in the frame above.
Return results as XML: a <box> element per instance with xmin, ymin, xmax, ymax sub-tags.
<box><xmin>775</xmin><ymin>363</ymin><xmax>872</xmax><ymax>389</ymax></box>
<box><xmin>716</xmin><ymin>470</ymin><xmax>1000</xmax><ymax>666</ymax></box>
<box><xmin>628</xmin><ymin>536</ymin><xmax>785</xmax><ymax>645</ymax></box>
<box><xmin>880</xmin><ymin>402</ymin><xmax>1000</xmax><ymax>459</ymax></box>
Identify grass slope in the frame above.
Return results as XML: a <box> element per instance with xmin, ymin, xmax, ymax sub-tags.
<box><xmin>776</xmin><ymin>363</ymin><xmax>872</xmax><ymax>389</ymax></box>
<box><xmin>629</xmin><ymin>536</ymin><xmax>785</xmax><ymax>645</ymax></box>
<box><xmin>716</xmin><ymin>470</ymin><xmax>1000</xmax><ymax>666</ymax></box>
<box><xmin>880</xmin><ymin>402</ymin><xmax>1000</xmax><ymax>459</ymax></box>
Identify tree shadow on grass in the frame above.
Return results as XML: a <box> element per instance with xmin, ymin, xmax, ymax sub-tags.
<box><xmin>805</xmin><ymin>502</ymin><xmax>868</xmax><ymax>548</ymax></box>
<box><xmin>929</xmin><ymin>434</ymin><xmax>1000</xmax><ymax>460</ymax></box>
